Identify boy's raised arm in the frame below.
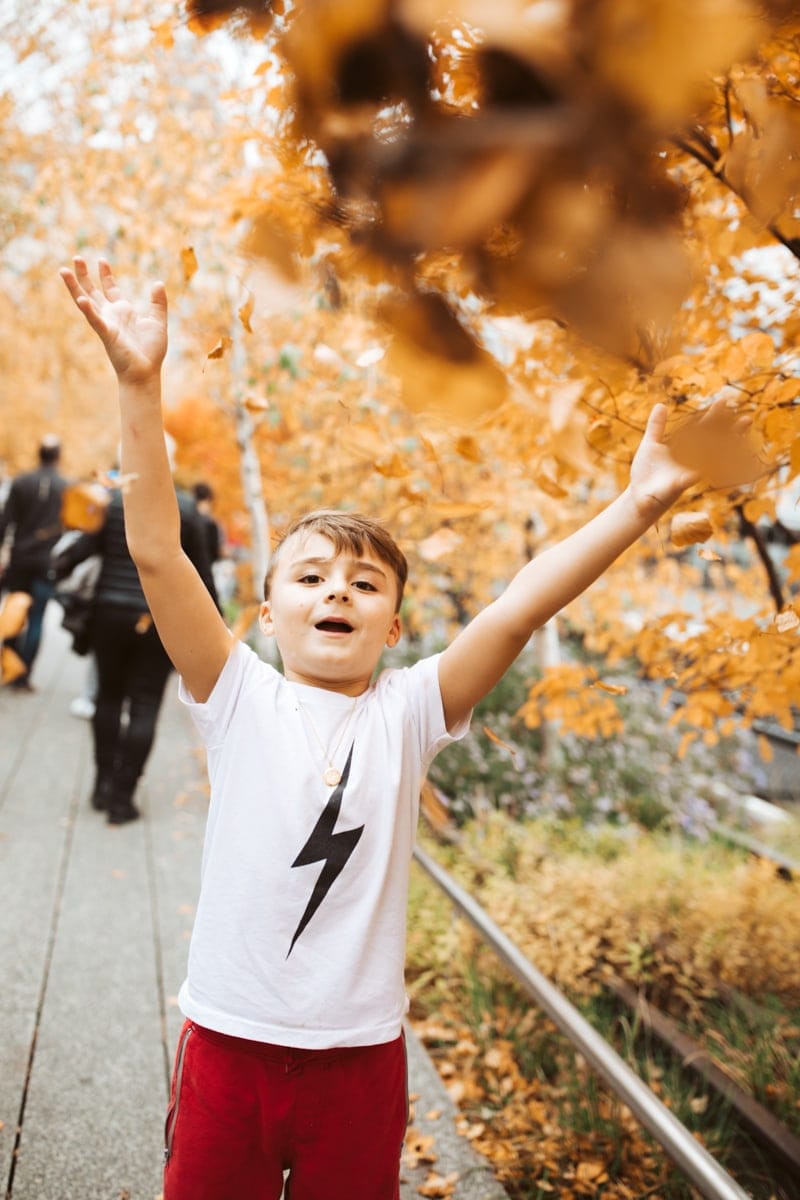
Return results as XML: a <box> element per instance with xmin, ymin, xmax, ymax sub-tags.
<box><xmin>438</xmin><ymin>401</ymin><xmax>754</xmax><ymax>732</ymax></box>
<box><xmin>59</xmin><ymin>257</ymin><xmax>232</xmax><ymax>702</ymax></box>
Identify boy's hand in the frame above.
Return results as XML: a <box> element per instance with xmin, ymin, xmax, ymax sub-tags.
<box><xmin>629</xmin><ymin>399</ymin><xmax>757</xmax><ymax>521</ymax></box>
<box><xmin>59</xmin><ymin>257</ymin><xmax>167</xmax><ymax>384</ymax></box>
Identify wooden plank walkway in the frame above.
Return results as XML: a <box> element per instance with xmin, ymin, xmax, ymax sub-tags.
<box><xmin>0</xmin><ymin>609</ymin><xmax>506</xmax><ymax>1200</ymax></box>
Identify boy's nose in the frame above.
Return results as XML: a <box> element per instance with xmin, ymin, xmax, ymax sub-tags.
<box><xmin>326</xmin><ymin>586</ymin><xmax>350</xmax><ymax>601</ymax></box>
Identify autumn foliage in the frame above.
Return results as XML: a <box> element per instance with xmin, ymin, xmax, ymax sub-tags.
<box><xmin>1</xmin><ymin>0</ymin><xmax>798</xmax><ymax>745</ymax></box>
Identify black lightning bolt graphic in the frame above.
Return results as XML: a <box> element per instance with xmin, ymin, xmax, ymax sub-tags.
<box><xmin>288</xmin><ymin>744</ymin><xmax>363</xmax><ymax>956</ymax></box>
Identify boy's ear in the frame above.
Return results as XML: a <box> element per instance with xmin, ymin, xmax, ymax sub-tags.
<box><xmin>259</xmin><ymin>601</ymin><xmax>274</xmax><ymax>637</ymax></box>
<box><xmin>385</xmin><ymin>614</ymin><xmax>401</xmax><ymax>648</ymax></box>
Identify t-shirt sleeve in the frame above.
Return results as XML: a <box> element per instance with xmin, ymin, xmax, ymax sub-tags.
<box><xmin>178</xmin><ymin>639</ymin><xmax>265</xmax><ymax>748</ymax></box>
<box><xmin>394</xmin><ymin>652</ymin><xmax>471</xmax><ymax>768</ymax></box>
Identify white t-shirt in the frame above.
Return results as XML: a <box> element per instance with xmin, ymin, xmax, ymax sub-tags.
<box><xmin>177</xmin><ymin>641</ymin><xmax>468</xmax><ymax>1049</ymax></box>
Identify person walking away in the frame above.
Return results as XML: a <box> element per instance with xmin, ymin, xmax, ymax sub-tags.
<box><xmin>59</xmin><ymin>256</ymin><xmax>758</xmax><ymax>1200</ymax></box>
<box><xmin>55</xmin><ymin>483</ymin><xmax>217</xmax><ymax>825</ymax></box>
<box><xmin>0</xmin><ymin>435</ymin><xmax>68</xmax><ymax>691</ymax></box>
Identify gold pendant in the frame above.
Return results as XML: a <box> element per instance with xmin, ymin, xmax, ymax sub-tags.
<box><xmin>323</xmin><ymin>765</ymin><xmax>341</xmax><ymax>787</ymax></box>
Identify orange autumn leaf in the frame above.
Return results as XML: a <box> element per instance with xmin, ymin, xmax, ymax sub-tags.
<box><xmin>534</xmin><ymin>467</ymin><xmax>568</xmax><ymax>500</ymax></box>
<box><xmin>697</xmin><ymin>546</ymin><xmax>722</xmax><ymax>561</ymax></box>
<box><xmin>243</xmin><ymin>394</ymin><xmax>270</xmax><ymax>414</ymax></box>
<box><xmin>482</xmin><ymin>725</ymin><xmax>523</xmax><ymax>769</ymax></box>
<box><xmin>238</xmin><ymin>293</ymin><xmax>255</xmax><ymax>333</ymax></box>
<box><xmin>592</xmin><ymin>679</ymin><xmax>628</xmax><ymax>696</ymax></box>
<box><xmin>670</xmin><ymin>511</ymin><xmax>713</xmax><ymax>547</ymax></box>
<box><xmin>207</xmin><ymin>335</ymin><xmax>232</xmax><ymax>360</ymax></box>
<box><xmin>181</xmin><ymin>245</ymin><xmax>198</xmax><ymax>284</ymax></box>
<box><xmin>775</xmin><ymin>607</ymin><xmax>799</xmax><ymax>634</ymax></box>
<box><xmin>417</xmin><ymin>1171</ymin><xmax>459</xmax><ymax>1198</ymax></box>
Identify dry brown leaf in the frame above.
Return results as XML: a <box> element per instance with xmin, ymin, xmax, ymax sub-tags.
<box><xmin>207</xmin><ymin>336</ymin><xmax>233</xmax><ymax>360</ymax></box>
<box><xmin>592</xmin><ymin>679</ymin><xmax>628</xmax><ymax>696</ymax></box>
<box><xmin>417</xmin><ymin>1170</ymin><xmax>459</xmax><ymax>1198</ymax></box>
<box><xmin>238</xmin><ymin>293</ymin><xmax>255</xmax><ymax>333</ymax></box>
<box><xmin>670</xmin><ymin>511</ymin><xmax>713</xmax><ymax>547</ymax></box>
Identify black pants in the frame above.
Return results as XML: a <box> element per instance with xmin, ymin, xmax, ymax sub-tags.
<box><xmin>90</xmin><ymin>606</ymin><xmax>173</xmax><ymax>790</ymax></box>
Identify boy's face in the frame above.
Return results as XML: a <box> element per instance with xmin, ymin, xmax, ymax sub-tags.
<box><xmin>259</xmin><ymin>531</ymin><xmax>402</xmax><ymax>694</ymax></box>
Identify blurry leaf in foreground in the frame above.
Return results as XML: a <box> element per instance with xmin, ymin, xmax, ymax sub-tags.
<box><xmin>417</xmin><ymin>528</ymin><xmax>463</xmax><ymax>562</ymax></box>
<box><xmin>381</xmin><ymin>291</ymin><xmax>507</xmax><ymax>421</ymax></box>
<box><xmin>670</xmin><ymin>511</ymin><xmax>714</xmax><ymax>547</ymax></box>
<box><xmin>667</xmin><ymin>401</ymin><xmax>764</xmax><ymax>488</ymax></box>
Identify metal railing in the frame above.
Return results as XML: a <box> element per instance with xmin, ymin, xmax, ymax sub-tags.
<box><xmin>413</xmin><ymin>843</ymin><xmax>753</xmax><ymax>1200</ymax></box>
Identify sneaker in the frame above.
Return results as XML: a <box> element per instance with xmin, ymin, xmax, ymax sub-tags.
<box><xmin>10</xmin><ymin>676</ymin><xmax>35</xmax><ymax>692</ymax></box>
<box><xmin>70</xmin><ymin>696</ymin><xmax>96</xmax><ymax>720</ymax></box>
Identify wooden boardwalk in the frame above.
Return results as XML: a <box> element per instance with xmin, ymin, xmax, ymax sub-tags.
<box><xmin>0</xmin><ymin>611</ymin><xmax>506</xmax><ymax>1200</ymax></box>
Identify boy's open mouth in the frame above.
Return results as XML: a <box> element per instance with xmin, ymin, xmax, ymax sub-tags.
<box><xmin>315</xmin><ymin>618</ymin><xmax>354</xmax><ymax>633</ymax></box>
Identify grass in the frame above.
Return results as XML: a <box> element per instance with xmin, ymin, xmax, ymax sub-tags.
<box><xmin>406</xmin><ymin>822</ymin><xmax>800</xmax><ymax>1199</ymax></box>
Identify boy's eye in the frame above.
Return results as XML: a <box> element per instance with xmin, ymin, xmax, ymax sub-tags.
<box><xmin>354</xmin><ymin>580</ymin><xmax>377</xmax><ymax>591</ymax></box>
<box><xmin>299</xmin><ymin>573</ymin><xmax>323</xmax><ymax>584</ymax></box>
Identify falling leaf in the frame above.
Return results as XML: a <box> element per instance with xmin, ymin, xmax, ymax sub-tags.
<box><xmin>482</xmin><ymin>724</ymin><xmax>524</xmax><ymax>769</ymax></box>
<box><xmin>238</xmin><ymin>292</ymin><xmax>254</xmax><ymax>333</ymax></box>
<box><xmin>207</xmin><ymin>336</ymin><xmax>232</xmax><ymax>360</ymax></box>
<box><xmin>775</xmin><ymin>607</ymin><xmax>799</xmax><ymax>634</ymax></box>
<box><xmin>667</xmin><ymin>402</ymin><xmax>763</xmax><ymax>488</ymax></box>
<box><xmin>592</xmin><ymin>679</ymin><xmax>628</xmax><ymax>695</ymax></box>
<box><xmin>417</xmin><ymin>528</ymin><xmax>463</xmax><ymax>562</ymax></box>
<box><xmin>454</xmin><ymin>435</ymin><xmax>482</xmax><ymax>463</ymax></box>
<box><xmin>180</xmin><ymin>246</ymin><xmax>198</xmax><ymax>284</ymax></box>
<box><xmin>534</xmin><ymin>467</ymin><xmax>568</xmax><ymax>500</ymax></box>
<box><xmin>243</xmin><ymin>394</ymin><xmax>270</xmax><ymax>414</ymax></box>
<box><xmin>670</xmin><ymin>511</ymin><xmax>713</xmax><ymax>547</ymax></box>
<box><xmin>697</xmin><ymin>546</ymin><xmax>722</xmax><ymax>562</ymax></box>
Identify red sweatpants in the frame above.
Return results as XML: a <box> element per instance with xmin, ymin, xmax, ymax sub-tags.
<box><xmin>163</xmin><ymin>1022</ymin><xmax>408</xmax><ymax>1200</ymax></box>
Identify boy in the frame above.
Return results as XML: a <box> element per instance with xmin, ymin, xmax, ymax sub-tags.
<box><xmin>59</xmin><ymin>257</ymin><xmax>750</xmax><ymax>1200</ymax></box>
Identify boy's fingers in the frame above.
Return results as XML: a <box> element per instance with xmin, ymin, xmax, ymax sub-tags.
<box><xmin>98</xmin><ymin>258</ymin><xmax>122</xmax><ymax>302</ymax></box>
<box><xmin>644</xmin><ymin>402</ymin><xmax>668</xmax><ymax>443</ymax></box>
<box><xmin>148</xmin><ymin>280</ymin><xmax>168</xmax><ymax>322</ymax></box>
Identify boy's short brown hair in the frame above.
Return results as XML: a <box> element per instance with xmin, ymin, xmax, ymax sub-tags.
<box><xmin>264</xmin><ymin>510</ymin><xmax>408</xmax><ymax>611</ymax></box>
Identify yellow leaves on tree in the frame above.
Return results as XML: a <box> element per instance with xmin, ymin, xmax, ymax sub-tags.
<box><xmin>183</xmin><ymin>0</ymin><xmax>794</xmax><ymax>380</ymax></box>
<box><xmin>518</xmin><ymin>664</ymin><xmax>625</xmax><ymax>741</ymax></box>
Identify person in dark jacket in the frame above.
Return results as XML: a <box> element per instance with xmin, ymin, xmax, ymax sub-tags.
<box><xmin>0</xmin><ymin>435</ymin><xmax>68</xmax><ymax>690</ymax></box>
<box><xmin>59</xmin><ymin>486</ymin><xmax>217</xmax><ymax>824</ymax></box>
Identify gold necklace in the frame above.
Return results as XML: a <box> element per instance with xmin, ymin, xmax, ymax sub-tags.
<box><xmin>295</xmin><ymin>694</ymin><xmax>360</xmax><ymax>787</ymax></box>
